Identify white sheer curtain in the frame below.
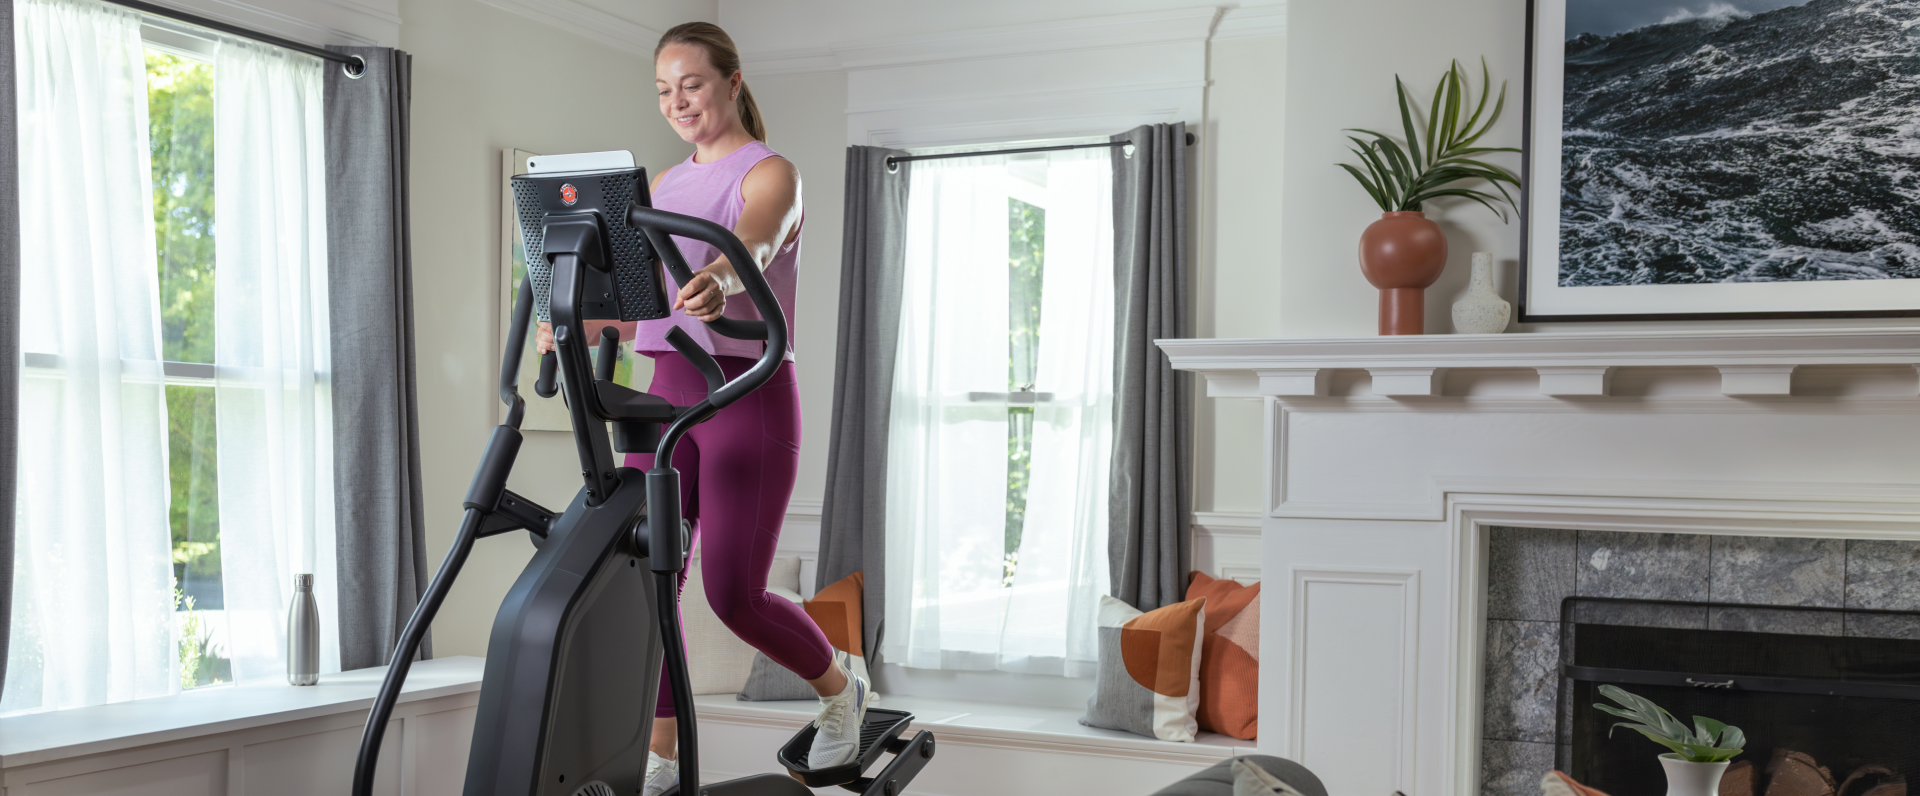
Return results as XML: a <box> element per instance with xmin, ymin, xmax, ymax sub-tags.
<box><xmin>883</xmin><ymin>146</ymin><xmax>1115</xmax><ymax>678</ymax></box>
<box><xmin>211</xmin><ymin>37</ymin><xmax>337</xmax><ymax>682</ymax></box>
<box><xmin>6</xmin><ymin>0</ymin><xmax>178</xmax><ymax>712</ymax></box>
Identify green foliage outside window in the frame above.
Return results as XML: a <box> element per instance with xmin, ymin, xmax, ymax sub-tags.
<box><xmin>1003</xmin><ymin>198</ymin><xmax>1044</xmax><ymax>586</ymax></box>
<box><xmin>149</xmin><ymin>50</ymin><xmax>229</xmax><ymax>685</ymax></box>
<box><xmin>149</xmin><ymin>52</ymin><xmax>216</xmax><ymax>365</ymax></box>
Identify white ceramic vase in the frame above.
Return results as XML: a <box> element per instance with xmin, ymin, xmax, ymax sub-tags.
<box><xmin>1660</xmin><ymin>754</ymin><xmax>1730</xmax><ymax>796</ymax></box>
<box><xmin>1451</xmin><ymin>252</ymin><xmax>1511</xmax><ymax>334</ymax></box>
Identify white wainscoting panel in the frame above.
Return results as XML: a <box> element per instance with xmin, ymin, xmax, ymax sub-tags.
<box><xmin>0</xmin><ymin>658</ymin><xmax>482</xmax><ymax>796</ymax></box>
<box><xmin>13</xmin><ymin>749</ymin><xmax>230</xmax><ymax>796</ymax></box>
<box><xmin>1289</xmin><ymin>568</ymin><xmax>1419</xmax><ymax>796</ymax></box>
<box><xmin>1193</xmin><ymin>510</ymin><xmax>1261</xmax><ymax>583</ymax></box>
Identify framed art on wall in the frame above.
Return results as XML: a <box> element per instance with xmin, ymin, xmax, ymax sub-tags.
<box><xmin>1521</xmin><ymin>0</ymin><xmax>1920</xmax><ymax>321</ymax></box>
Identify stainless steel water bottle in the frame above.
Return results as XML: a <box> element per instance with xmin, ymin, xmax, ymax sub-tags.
<box><xmin>288</xmin><ymin>573</ymin><xmax>320</xmax><ymax>685</ymax></box>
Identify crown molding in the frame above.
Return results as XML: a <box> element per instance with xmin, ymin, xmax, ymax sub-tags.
<box><xmin>472</xmin><ymin>0</ymin><xmax>661</xmax><ymax>58</ymax></box>
<box><xmin>1213</xmin><ymin>2</ymin><xmax>1287</xmax><ymax>40</ymax></box>
<box><xmin>743</xmin><ymin>5</ymin><xmax>1228</xmax><ymax>78</ymax></box>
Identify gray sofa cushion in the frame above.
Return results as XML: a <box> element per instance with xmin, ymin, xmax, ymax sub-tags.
<box><xmin>1149</xmin><ymin>755</ymin><xmax>1328</xmax><ymax>796</ymax></box>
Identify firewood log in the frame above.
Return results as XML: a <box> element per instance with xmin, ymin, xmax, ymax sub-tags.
<box><xmin>1721</xmin><ymin>759</ymin><xmax>1759</xmax><ymax>796</ymax></box>
<box><xmin>1763</xmin><ymin>750</ymin><xmax>1837</xmax><ymax>796</ymax></box>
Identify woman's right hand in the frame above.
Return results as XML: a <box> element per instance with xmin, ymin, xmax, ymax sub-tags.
<box><xmin>536</xmin><ymin>321</ymin><xmax>554</xmax><ymax>355</ymax></box>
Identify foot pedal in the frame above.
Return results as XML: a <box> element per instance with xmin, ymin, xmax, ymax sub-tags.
<box><xmin>777</xmin><ymin>709</ymin><xmax>936</xmax><ymax>794</ymax></box>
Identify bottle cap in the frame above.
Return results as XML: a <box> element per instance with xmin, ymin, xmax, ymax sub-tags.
<box><xmin>294</xmin><ymin>573</ymin><xmax>314</xmax><ymax>588</ymax></box>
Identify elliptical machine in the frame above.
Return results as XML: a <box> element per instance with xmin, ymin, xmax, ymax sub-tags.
<box><xmin>350</xmin><ymin>151</ymin><xmax>934</xmax><ymax>796</ymax></box>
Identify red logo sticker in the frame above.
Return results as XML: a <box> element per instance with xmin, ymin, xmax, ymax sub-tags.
<box><xmin>560</xmin><ymin>183</ymin><xmax>578</xmax><ymax>205</ymax></box>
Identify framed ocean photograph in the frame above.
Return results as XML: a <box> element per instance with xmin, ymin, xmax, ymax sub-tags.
<box><xmin>1521</xmin><ymin>0</ymin><xmax>1920</xmax><ymax>321</ymax></box>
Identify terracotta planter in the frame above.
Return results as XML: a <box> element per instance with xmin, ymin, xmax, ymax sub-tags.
<box><xmin>1358</xmin><ymin>211</ymin><xmax>1448</xmax><ymax>335</ymax></box>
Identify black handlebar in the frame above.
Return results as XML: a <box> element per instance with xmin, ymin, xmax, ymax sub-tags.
<box><xmin>534</xmin><ymin>351</ymin><xmax>558</xmax><ymax>398</ymax></box>
<box><xmin>626</xmin><ymin>203</ymin><xmax>791</xmax><ymax>796</ymax></box>
<box><xmin>499</xmin><ymin>274</ymin><xmax>537</xmax><ymax>429</ymax></box>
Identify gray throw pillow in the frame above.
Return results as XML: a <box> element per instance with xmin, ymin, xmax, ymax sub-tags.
<box><xmin>736</xmin><ymin>651</ymin><xmax>820</xmax><ymax>702</ymax></box>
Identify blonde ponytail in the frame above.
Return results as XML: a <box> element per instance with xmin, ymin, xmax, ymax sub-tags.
<box><xmin>736</xmin><ymin>82</ymin><xmax>766</xmax><ymax>142</ymax></box>
<box><xmin>656</xmin><ymin>22</ymin><xmax>767</xmax><ymax>142</ymax></box>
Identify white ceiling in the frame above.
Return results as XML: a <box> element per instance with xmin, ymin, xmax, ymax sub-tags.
<box><xmin>719</xmin><ymin>0</ymin><xmax>1284</xmax><ymax>56</ymax></box>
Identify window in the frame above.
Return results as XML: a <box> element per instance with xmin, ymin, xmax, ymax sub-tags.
<box><xmin>7</xmin><ymin>3</ymin><xmax>333</xmax><ymax>714</ymax></box>
<box><xmin>883</xmin><ymin>143</ymin><xmax>1116</xmax><ymax>678</ymax></box>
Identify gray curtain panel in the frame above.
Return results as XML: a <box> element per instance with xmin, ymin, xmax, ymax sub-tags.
<box><xmin>324</xmin><ymin>47</ymin><xmax>428</xmax><ymax>670</ymax></box>
<box><xmin>815</xmin><ymin>146</ymin><xmax>910</xmax><ymax>662</ymax></box>
<box><xmin>0</xmin><ymin>0</ymin><xmax>18</xmax><ymax>699</ymax></box>
<box><xmin>1108</xmin><ymin>122</ymin><xmax>1192</xmax><ymax>612</ymax></box>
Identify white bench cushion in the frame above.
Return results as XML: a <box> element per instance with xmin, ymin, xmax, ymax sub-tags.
<box><xmin>683</xmin><ymin>550</ymin><xmax>803</xmax><ymax>695</ymax></box>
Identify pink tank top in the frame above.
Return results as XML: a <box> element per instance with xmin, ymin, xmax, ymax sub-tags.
<box><xmin>635</xmin><ymin>140</ymin><xmax>800</xmax><ymax>361</ymax></box>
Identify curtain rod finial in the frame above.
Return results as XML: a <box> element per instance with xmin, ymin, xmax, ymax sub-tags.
<box><xmin>1185</xmin><ymin>131</ymin><xmax>1195</xmax><ymax>146</ymax></box>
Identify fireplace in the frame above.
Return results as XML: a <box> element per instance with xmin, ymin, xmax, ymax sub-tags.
<box><xmin>1482</xmin><ymin>527</ymin><xmax>1920</xmax><ymax>796</ymax></box>
<box><xmin>1159</xmin><ymin>328</ymin><xmax>1920</xmax><ymax>796</ymax></box>
<box><xmin>1564</xmin><ymin>598</ymin><xmax>1920</xmax><ymax>795</ymax></box>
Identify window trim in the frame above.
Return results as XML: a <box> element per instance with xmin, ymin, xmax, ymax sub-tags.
<box><xmin>23</xmin><ymin>353</ymin><xmax>218</xmax><ymax>385</ymax></box>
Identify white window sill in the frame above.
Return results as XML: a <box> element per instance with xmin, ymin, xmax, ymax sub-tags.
<box><xmin>692</xmin><ymin>692</ymin><xmax>1255</xmax><ymax>763</ymax></box>
<box><xmin>0</xmin><ymin>655</ymin><xmax>485</xmax><ymax>770</ymax></box>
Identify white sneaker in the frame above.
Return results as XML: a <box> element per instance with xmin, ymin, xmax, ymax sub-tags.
<box><xmin>641</xmin><ymin>750</ymin><xmax>678</xmax><ymax>796</ymax></box>
<box><xmin>806</xmin><ymin>671</ymin><xmax>871</xmax><ymax>770</ymax></box>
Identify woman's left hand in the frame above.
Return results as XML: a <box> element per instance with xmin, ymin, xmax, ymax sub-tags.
<box><xmin>675</xmin><ymin>265</ymin><xmax>736</xmax><ymax>322</ymax></box>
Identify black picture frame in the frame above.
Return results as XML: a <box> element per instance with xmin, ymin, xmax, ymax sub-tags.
<box><xmin>1517</xmin><ymin>0</ymin><xmax>1920</xmax><ymax>323</ymax></box>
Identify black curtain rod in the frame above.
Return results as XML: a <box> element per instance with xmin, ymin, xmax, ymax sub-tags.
<box><xmin>885</xmin><ymin>131</ymin><xmax>1196</xmax><ymax>168</ymax></box>
<box><xmin>106</xmin><ymin>0</ymin><xmax>366</xmax><ymax>77</ymax></box>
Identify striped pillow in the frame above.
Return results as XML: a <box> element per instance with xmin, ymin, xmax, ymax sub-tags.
<box><xmin>1080</xmin><ymin>594</ymin><xmax>1207</xmax><ymax>742</ymax></box>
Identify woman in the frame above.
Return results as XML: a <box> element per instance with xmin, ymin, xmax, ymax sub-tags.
<box><xmin>535</xmin><ymin>21</ymin><xmax>866</xmax><ymax>796</ymax></box>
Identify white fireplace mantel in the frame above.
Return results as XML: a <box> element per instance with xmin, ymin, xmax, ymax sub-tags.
<box><xmin>1161</xmin><ymin>327</ymin><xmax>1920</xmax><ymax>398</ymax></box>
<box><xmin>1157</xmin><ymin>328</ymin><xmax>1920</xmax><ymax>796</ymax></box>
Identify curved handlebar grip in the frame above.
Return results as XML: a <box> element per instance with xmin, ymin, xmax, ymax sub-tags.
<box><xmin>535</xmin><ymin>350</ymin><xmax>559</xmax><ymax>398</ymax></box>
<box><xmin>628</xmin><ymin>206</ymin><xmax>776</xmax><ymax>344</ymax></box>
<box><xmin>625</xmin><ymin>203</ymin><xmax>791</xmax><ymax>466</ymax></box>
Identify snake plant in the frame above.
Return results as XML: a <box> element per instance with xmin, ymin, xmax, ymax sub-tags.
<box><xmin>1339</xmin><ymin>58</ymin><xmax>1521</xmax><ymax>221</ymax></box>
<box><xmin>1594</xmin><ymin>685</ymin><xmax>1746</xmax><ymax>763</ymax></box>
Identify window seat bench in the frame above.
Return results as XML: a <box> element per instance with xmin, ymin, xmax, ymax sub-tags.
<box><xmin>0</xmin><ymin>656</ymin><xmax>484</xmax><ymax>796</ymax></box>
<box><xmin>690</xmin><ymin>692</ymin><xmax>1258</xmax><ymax>796</ymax></box>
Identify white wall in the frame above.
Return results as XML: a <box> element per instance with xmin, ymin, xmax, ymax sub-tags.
<box><xmin>748</xmin><ymin>71</ymin><xmax>848</xmax><ymax>508</ymax></box>
<box><xmin>1196</xmin><ymin>33</ymin><xmax>1286</xmax><ymax>514</ymax></box>
<box><xmin>400</xmin><ymin>0</ymin><xmax>714</xmax><ymax>657</ymax></box>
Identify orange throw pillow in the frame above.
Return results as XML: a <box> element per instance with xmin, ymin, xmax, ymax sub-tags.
<box><xmin>1187</xmin><ymin>571</ymin><xmax>1260</xmax><ymax>739</ymax></box>
<box><xmin>804</xmin><ymin>571</ymin><xmax>864</xmax><ymax>657</ymax></box>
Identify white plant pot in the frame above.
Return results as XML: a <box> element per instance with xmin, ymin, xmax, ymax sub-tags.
<box><xmin>1660</xmin><ymin>754</ymin><xmax>1730</xmax><ymax>796</ymax></box>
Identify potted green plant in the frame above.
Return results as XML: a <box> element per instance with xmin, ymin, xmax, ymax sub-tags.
<box><xmin>1594</xmin><ymin>685</ymin><xmax>1746</xmax><ymax>796</ymax></box>
<box><xmin>1338</xmin><ymin>59</ymin><xmax>1520</xmax><ymax>335</ymax></box>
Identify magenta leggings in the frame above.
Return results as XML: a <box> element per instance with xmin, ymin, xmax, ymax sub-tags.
<box><xmin>626</xmin><ymin>352</ymin><xmax>831</xmax><ymax>718</ymax></box>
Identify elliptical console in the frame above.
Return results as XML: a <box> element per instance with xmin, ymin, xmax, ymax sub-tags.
<box><xmin>349</xmin><ymin>151</ymin><xmax>934</xmax><ymax>796</ymax></box>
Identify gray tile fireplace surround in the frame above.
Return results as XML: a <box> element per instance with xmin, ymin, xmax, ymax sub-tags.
<box><xmin>1479</xmin><ymin>528</ymin><xmax>1920</xmax><ymax>796</ymax></box>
